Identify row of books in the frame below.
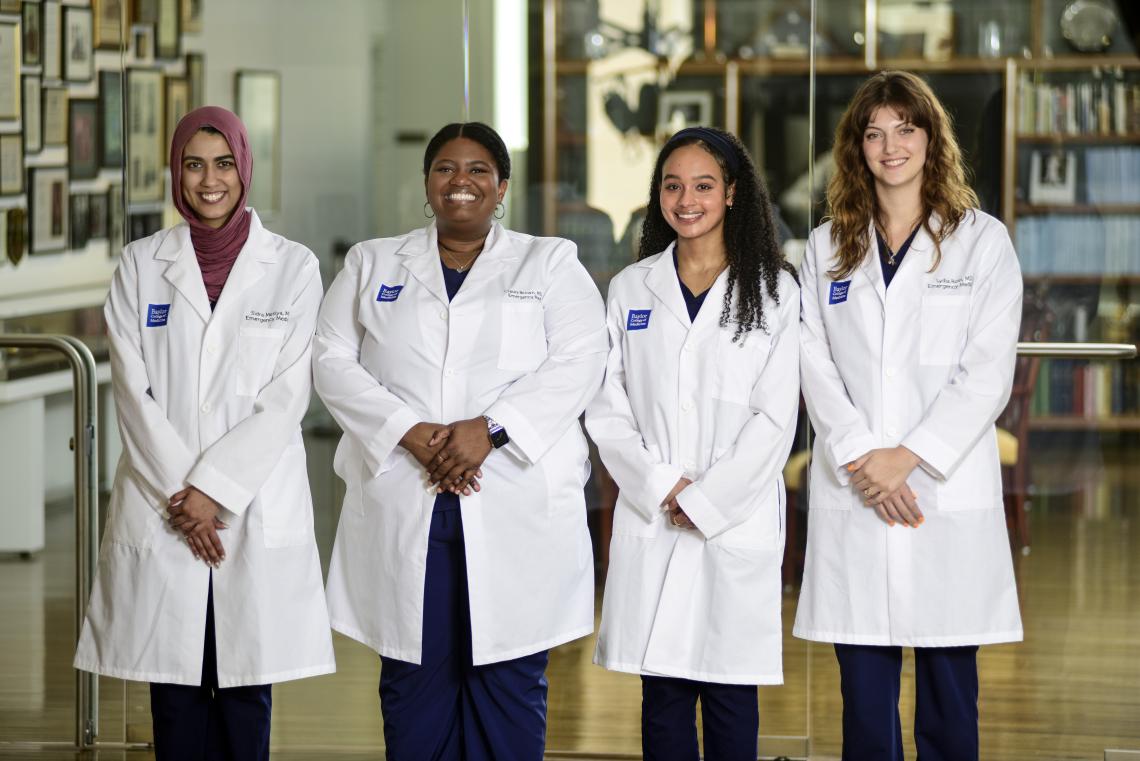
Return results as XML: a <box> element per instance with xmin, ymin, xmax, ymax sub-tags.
<box><xmin>1015</xmin><ymin>216</ymin><xmax>1140</xmax><ymax>274</ymax></box>
<box><xmin>1017</xmin><ymin>70</ymin><xmax>1140</xmax><ymax>136</ymax></box>
<box><xmin>1030</xmin><ymin>359</ymin><xmax>1140</xmax><ymax>418</ymax></box>
<box><xmin>1084</xmin><ymin>148</ymin><xmax>1140</xmax><ymax>204</ymax></box>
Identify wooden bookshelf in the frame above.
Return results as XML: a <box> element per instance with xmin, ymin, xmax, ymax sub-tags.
<box><xmin>1029</xmin><ymin>415</ymin><xmax>1140</xmax><ymax>431</ymax></box>
<box><xmin>1016</xmin><ymin>134</ymin><xmax>1140</xmax><ymax>144</ymax></box>
<box><xmin>1016</xmin><ymin>204</ymin><xmax>1140</xmax><ymax>215</ymax></box>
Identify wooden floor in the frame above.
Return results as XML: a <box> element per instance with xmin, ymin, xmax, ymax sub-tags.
<box><xmin>1</xmin><ymin>441</ymin><xmax>1137</xmax><ymax>760</ymax></box>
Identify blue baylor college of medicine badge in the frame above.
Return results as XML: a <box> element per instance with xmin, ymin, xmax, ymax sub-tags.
<box><xmin>828</xmin><ymin>280</ymin><xmax>851</xmax><ymax>305</ymax></box>
<box><xmin>376</xmin><ymin>284</ymin><xmax>404</xmax><ymax>302</ymax></box>
<box><xmin>146</xmin><ymin>304</ymin><xmax>170</xmax><ymax>327</ymax></box>
<box><xmin>626</xmin><ymin>309</ymin><xmax>651</xmax><ymax>330</ymax></box>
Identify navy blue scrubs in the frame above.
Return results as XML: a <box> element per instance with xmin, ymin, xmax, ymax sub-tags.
<box><xmin>638</xmin><ymin>255</ymin><xmax>759</xmax><ymax>761</ymax></box>
<box><xmin>877</xmin><ymin>225</ymin><xmax>919</xmax><ymax>289</ymax></box>
<box><xmin>149</xmin><ymin>577</ymin><xmax>272</xmax><ymax>761</ymax></box>
<box><xmin>377</xmin><ymin>260</ymin><xmax>551</xmax><ymax>761</ymax></box>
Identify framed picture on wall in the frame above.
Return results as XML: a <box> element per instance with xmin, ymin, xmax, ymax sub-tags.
<box><xmin>88</xmin><ymin>190</ymin><xmax>108</xmax><ymax>240</ymax></box>
<box><xmin>63</xmin><ymin>6</ymin><xmax>94</xmax><ymax>82</ymax></box>
<box><xmin>181</xmin><ymin>0</ymin><xmax>201</xmax><ymax>34</ymax></box>
<box><xmin>0</xmin><ymin>21</ymin><xmax>19</xmax><ymax>119</ymax></box>
<box><xmin>185</xmin><ymin>51</ymin><xmax>203</xmax><ymax>109</ymax></box>
<box><xmin>155</xmin><ymin>0</ymin><xmax>178</xmax><ymax>59</ymax></box>
<box><xmin>107</xmin><ymin>183</ymin><xmax>124</xmax><ymax>254</ymax></box>
<box><xmin>126</xmin><ymin>67</ymin><xmax>164</xmax><ymax>203</ymax></box>
<box><xmin>0</xmin><ymin>133</ymin><xmax>23</xmax><ymax>196</ymax></box>
<box><xmin>93</xmin><ymin>0</ymin><xmax>126</xmax><ymax>51</ymax></box>
<box><xmin>235</xmin><ymin>70</ymin><xmax>281</xmax><ymax>214</ymax></box>
<box><xmin>28</xmin><ymin>166</ymin><xmax>69</xmax><ymax>254</ymax></box>
<box><xmin>657</xmin><ymin>91</ymin><xmax>713</xmax><ymax>135</ymax></box>
<box><xmin>42</xmin><ymin>1</ymin><xmax>61</xmax><ymax>81</ymax></box>
<box><xmin>6</xmin><ymin>207</ymin><xmax>28</xmax><ymax>266</ymax></box>
<box><xmin>70</xmin><ymin>192</ymin><xmax>90</xmax><ymax>249</ymax></box>
<box><xmin>21</xmin><ymin>2</ymin><xmax>42</xmax><ymax>66</ymax></box>
<box><xmin>0</xmin><ymin>0</ymin><xmax>19</xmax><ymax>13</ymax></box>
<box><xmin>164</xmin><ymin>75</ymin><xmax>188</xmax><ymax>159</ymax></box>
<box><xmin>21</xmin><ymin>75</ymin><xmax>40</xmax><ymax>153</ymax></box>
<box><xmin>130</xmin><ymin>22</ymin><xmax>152</xmax><ymax>63</ymax></box>
<box><xmin>68</xmin><ymin>98</ymin><xmax>99</xmax><ymax>180</ymax></box>
<box><xmin>42</xmin><ymin>84</ymin><xmax>67</xmax><ymax>146</ymax></box>
<box><xmin>128</xmin><ymin>209</ymin><xmax>161</xmax><ymax>242</ymax></box>
<box><xmin>99</xmin><ymin>70</ymin><xmax>123</xmax><ymax>167</ymax></box>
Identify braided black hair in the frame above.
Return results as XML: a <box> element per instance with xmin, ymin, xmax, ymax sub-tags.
<box><xmin>423</xmin><ymin>122</ymin><xmax>511</xmax><ymax>180</ymax></box>
<box><xmin>638</xmin><ymin>128</ymin><xmax>795</xmax><ymax>341</ymax></box>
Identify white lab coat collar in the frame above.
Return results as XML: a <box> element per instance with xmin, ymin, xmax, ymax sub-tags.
<box><xmin>156</xmin><ymin>209</ymin><xmax>273</xmax><ymax>324</ymax></box>
<box><xmin>640</xmin><ymin>242</ymin><xmax>730</xmax><ymax>333</ymax></box>
<box><xmin>398</xmin><ymin>221</ymin><xmax>521</xmax><ymax>307</ymax></box>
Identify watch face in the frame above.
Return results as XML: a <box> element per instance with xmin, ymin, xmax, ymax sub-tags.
<box><xmin>1060</xmin><ymin>0</ymin><xmax>1118</xmax><ymax>52</ymax></box>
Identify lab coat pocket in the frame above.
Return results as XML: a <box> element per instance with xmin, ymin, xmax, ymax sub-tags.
<box><xmin>713</xmin><ymin>328</ymin><xmax>771</xmax><ymax>405</ymax></box>
<box><xmin>709</xmin><ymin>477</ymin><xmax>782</xmax><ymax>550</ymax></box>
<box><xmin>237</xmin><ymin>326</ymin><xmax>285</xmax><ymax>396</ymax></box>
<box><xmin>919</xmin><ymin>293</ymin><xmax>970</xmax><ymax>366</ymax></box>
<box><xmin>498</xmin><ymin>301</ymin><xmax>548</xmax><ymax>372</ymax></box>
<box><xmin>259</xmin><ymin>440</ymin><xmax>315</xmax><ymax>547</ymax></box>
<box><xmin>105</xmin><ymin>465</ymin><xmax>161</xmax><ymax>549</ymax></box>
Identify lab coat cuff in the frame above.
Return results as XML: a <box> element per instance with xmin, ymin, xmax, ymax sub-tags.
<box><xmin>483</xmin><ymin>401</ymin><xmax>543</xmax><ymax>465</ymax></box>
<box><xmin>828</xmin><ymin>432</ymin><xmax>876</xmax><ymax>486</ymax></box>
<box><xmin>186</xmin><ymin>461</ymin><xmax>254</xmax><ymax>515</ymax></box>
<box><xmin>675</xmin><ymin>484</ymin><xmax>728</xmax><ymax>539</ymax></box>
<box><xmin>641</xmin><ymin>463</ymin><xmax>686</xmax><ymax>520</ymax></box>
<box><xmin>900</xmin><ymin>428</ymin><xmax>954</xmax><ymax>481</ymax></box>
<box><xmin>367</xmin><ymin>408</ymin><xmax>423</xmax><ymax>478</ymax></box>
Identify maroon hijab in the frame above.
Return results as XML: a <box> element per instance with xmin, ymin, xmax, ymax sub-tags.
<box><xmin>169</xmin><ymin>106</ymin><xmax>254</xmax><ymax>303</ymax></box>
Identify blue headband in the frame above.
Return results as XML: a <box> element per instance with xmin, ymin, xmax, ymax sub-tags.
<box><xmin>664</xmin><ymin>127</ymin><xmax>741</xmax><ymax>175</ymax></box>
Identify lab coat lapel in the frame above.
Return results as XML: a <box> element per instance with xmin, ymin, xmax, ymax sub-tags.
<box><xmin>857</xmin><ymin>222</ymin><xmax>887</xmax><ymax>306</ymax></box>
<box><xmin>687</xmin><ymin>266</ymin><xmax>730</xmax><ymax>336</ymax></box>
<box><xmin>886</xmin><ymin>221</ymin><xmax>936</xmax><ymax>308</ymax></box>
<box><xmin>158</xmin><ymin>225</ymin><xmax>212</xmax><ymax>324</ymax></box>
<box><xmin>644</xmin><ymin>244</ymin><xmax>693</xmax><ymax>330</ymax></box>
<box><xmin>450</xmin><ymin>222</ymin><xmax>520</xmax><ymax>304</ymax></box>
<box><xmin>399</xmin><ymin>224</ymin><xmax>449</xmax><ymax>308</ymax></box>
<box><xmin>212</xmin><ymin>213</ymin><xmax>271</xmax><ymax>317</ymax></box>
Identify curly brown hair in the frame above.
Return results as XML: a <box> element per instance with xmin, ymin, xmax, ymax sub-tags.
<box><xmin>825</xmin><ymin>71</ymin><xmax>978</xmax><ymax>279</ymax></box>
<box><xmin>639</xmin><ymin>128</ymin><xmax>795</xmax><ymax>341</ymax></box>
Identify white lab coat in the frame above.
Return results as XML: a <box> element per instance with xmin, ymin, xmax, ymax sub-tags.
<box><xmin>793</xmin><ymin>211</ymin><xmax>1024</xmax><ymax>647</ymax></box>
<box><xmin>313</xmin><ymin>222</ymin><xmax>607</xmax><ymax>666</ymax></box>
<box><xmin>73</xmin><ymin>212</ymin><xmax>336</xmax><ymax>687</ymax></box>
<box><xmin>586</xmin><ymin>246</ymin><xmax>801</xmax><ymax>685</ymax></box>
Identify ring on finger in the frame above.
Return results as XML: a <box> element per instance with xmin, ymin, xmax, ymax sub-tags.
<box><xmin>863</xmin><ymin>487</ymin><xmax>873</xmax><ymax>497</ymax></box>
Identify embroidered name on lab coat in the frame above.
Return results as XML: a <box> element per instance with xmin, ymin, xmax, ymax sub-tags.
<box><xmin>504</xmin><ymin>288</ymin><xmax>544</xmax><ymax>302</ymax></box>
<box><xmin>626</xmin><ymin>309</ymin><xmax>651</xmax><ymax>330</ymax></box>
<box><xmin>146</xmin><ymin>304</ymin><xmax>170</xmax><ymax>327</ymax></box>
<box><xmin>376</xmin><ymin>284</ymin><xmax>404</xmax><ymax>302</ymax></box>
<box><xmin>244</xmin><ymin>309</ymin><xmax>291</xmax><ymax>326</ymax></box>
<box><xmin>927</xmin><ymin>275</ymin><xmax>974</xmax><ymax>291</ymax></box>
<box><xmin>828</xmin><ymin>280</ymin><xmax>851</xmax><ymax>304</ymax></box>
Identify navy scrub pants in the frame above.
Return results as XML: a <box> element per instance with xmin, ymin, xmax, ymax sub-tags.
<box><xmin>834</xmin><ymin>643</ymin><xmax>980</xmax><ymax>761</ymax></box>
<box><xmin>640</xmin><ymin>675</ymin><xmax>759</xmax><ymax>761</ymax></box>
<box><xmin>379</xmin><ymin>507</ymin><xmax>550</xmax><ymax>761</ymax></box>
<box><xmin>149</xmin><ymin>577</ymin><xmax>272</xmax><ymax>761</ymax></box>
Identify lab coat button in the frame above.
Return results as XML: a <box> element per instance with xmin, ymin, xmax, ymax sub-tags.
<box><xmin>887</xmin><ymin>426</ymin><xmax>898</xmax><ymax>437</ymax></box>
<box><xmin>684</xmin><ymin>461</ymin><xmax>696</xmax><ymax>470</ymax></box>
<box><xmin>681</xmin><ymin>400</ymin><xmax>694</xmax><ymax>412</ymax></box>
<box><xmin>200</xmin><ymin>401</ymin><xmax>211</xmax><ymax>413</ymax></box>
<box><xmin>445</xmin><ymin>369</ymin><xmax>456</xmax><ymax>377</ymax></box>
<box><xmin>439</xmin><ymin>310</ymin><xmax>448</xmax><ymax>320</ymax></box>
<box><xmin>886</xmin><ymin>367</ymin><xmax>896</xmax><ymax>377</ymax></box>
<box><xmin>683</xmin><ymin>343</ymin><xmax>694</xmax><ymax>352</ymax></box>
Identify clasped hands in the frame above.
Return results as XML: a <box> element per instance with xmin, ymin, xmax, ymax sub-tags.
<box><xmin>400</xmin><ymin>419</ymin><xmax>492</xmax><ymax>496</ymax></box>
<box><xmin>847</xmin><ymin>446</ymin><xmax>924</xmax><ymax>528</ymax></box>
<box><xmin>168</xmin><ymin>486</ymin><xmax>227</xmax><ymax>567</ymax></box>
<box><xmin>662</xmin><ymin>477</ymin><xmax>695</xmax><ymax>529</ymax></box>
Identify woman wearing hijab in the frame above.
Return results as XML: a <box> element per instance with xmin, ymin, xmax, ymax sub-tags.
<box><xmin>74</xmin><ymin>106</ymin><xmax>335</xmax><ymax>761</ymax></box>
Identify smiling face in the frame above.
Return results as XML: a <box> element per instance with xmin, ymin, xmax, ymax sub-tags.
<box><xmin>180</xmin><ymin>130</ymin><xmax>242</xmax><ymax>229</ymax></box>
<box><xmin>658</xmin><ymin>143</ymin><xmax>734</xmax><ymax>244</ymax></box>
<box><xmin>862</xmin><ymin>105</ymin><xmax>929</xmax><ymax>196</ymax></box>
<box><xmin>425</xmin><ymin>137</ymin><xmax>507</xmax><ymax>236</ymax></box>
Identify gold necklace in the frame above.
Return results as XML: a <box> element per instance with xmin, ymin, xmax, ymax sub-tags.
<box><xmin>438</xmin><ymin>241</ymin><xmax>483</xmax><ymax>272</ymax></box>
<box><xmin>682</xmin><ymin>264</ymin><xmax>725</xmax><ymax>295</ymax></box>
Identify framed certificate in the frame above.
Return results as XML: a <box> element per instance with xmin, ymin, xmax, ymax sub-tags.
<box><xmin>63</xmin><ymin>6</ymin><xmax>94</xmax><ymax>82</ymax></box>
<box><xmin>126</xmin><ymin>67</ymin><xmax>164</xmax><ymax>203</ymax></box>
<box><xmin>42</xmin><ymin>85</ymin><xmax>68</xmax><ymax>146</ymax></box>
<box><xmin>0</xmin><ymin>132</ymin><xmax>23</xmax><ymax>196</ymax></box>
<box><xmin>28</xmin><ymin>166</ymin><xmax>69</xmax><ymax>254</ymax></box>
<box><xmin>0</xmin><ymin>21</ymin><xmax>19</xmax><ymax>119</ymax></box>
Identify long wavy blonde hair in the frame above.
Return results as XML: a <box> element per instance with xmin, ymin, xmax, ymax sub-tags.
<box><xmin>825</xmin><ymin>70</ymin><xmax>978</xmax><ymax>279</ymax></box>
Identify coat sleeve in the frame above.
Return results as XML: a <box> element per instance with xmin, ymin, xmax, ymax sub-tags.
<box><xmin>900</xmin><ymin>225</ymin><xmax>1022</xmax><ymax>480</ymax></box>
<box><xmin>799</xmin><ymin>228</ymin><xmax>876</xmax><ymax>485</ymax></box>
<box><xmin>185</xmin><ymin>254</ymin><xmax>324</xmax><ymax>513</ymax></box>
<box><xmin>675</xmin><ymin>275</ymin><xmax>801</xmax><ymax>539</ymax></box>
<box><xmin>312</xmin><ymin>244</ymin><xmax>422</xmax><ymax>478</ymax></box>
<box><xmin>104</xmin><ymin>246</ymin><xmax>198</xmax><ymax>507</ymax></box>
<box><xmin>584</xmin><ymin>279</ymin><xmax>686</xmax><ymax>523</ymax></box>
<box><xmin>483</xmin><ymin>240</ymin><xmax>608</xmax><ymax>465</ymax></box>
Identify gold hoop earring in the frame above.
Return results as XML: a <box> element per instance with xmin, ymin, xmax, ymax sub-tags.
<box><xmin>424</xmin><ymin>201</ymin><xmax>435</xmax><ymax>219</ymax></box>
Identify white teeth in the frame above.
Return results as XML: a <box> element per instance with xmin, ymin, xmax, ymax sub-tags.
<box><xmin>677</xmin><ymin>212</ymin><xmax>702</xmax><ymax>220</ymax></box>
<box><xmin>447</xmin><ymin>193</ymin><xmax>477</xmax><ymax>201</ymax></box>
<box><xmin>883</xmin><ymin>158</ymin><xmax>907</xmax><ymax>167</ymax></box>
<box><xmin>201</xmin><ymin>192</ymin><xmax>224</xmax><ymax>202</ymax></box>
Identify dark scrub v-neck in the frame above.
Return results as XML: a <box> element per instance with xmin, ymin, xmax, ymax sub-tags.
<box><xmin>877</xmin><ymin>226</ymin><xmax>920</xmax><ymax>289</ymax></box>
<box><xmin>434</xmin><ymin>259</ymin><xmax>472</xmax><ymax>514</ymax></box>
<box><xmin>673</xmin><ymin>251</ymin><xmax>711</xmax><ymax>322</ymax></box>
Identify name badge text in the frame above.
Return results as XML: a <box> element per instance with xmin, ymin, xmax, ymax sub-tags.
<box><xmin>828</xmin><ymin>280</ymin><xmax>851</xmax><ymax>305</ymax></box>
<box><xmin>146</xmin><ymin>304</ymin><xmax>170</xmax><ymax>327</ymax></box>
<box><xmin>377</xmin><ymin>284</ymin><xmax>404</xmax><ymax>303</ymax></box>
<box><xmin>626</xmin><ymin>309</ymin><xmax>651</xmax><ymax>331</ymax></box>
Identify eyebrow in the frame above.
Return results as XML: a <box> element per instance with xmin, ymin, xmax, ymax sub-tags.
<box><xmin>183</xmin><ymin>154</ymin><xmax>235</xmax><ymax>162</ymax></box>
<box><xmin>662</xmin><ymin>173</ymin><xmax>718</xmax><ymax>181</ymax></box>
<box><xmin>865</xmin><ymin>121</ymin><xmax>911</xmax><ymax>130</ymax></box>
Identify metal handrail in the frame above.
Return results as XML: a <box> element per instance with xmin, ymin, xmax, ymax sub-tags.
<box><xmin>1016</xmin><ymin>342</ymin><xmax>1138</xmax><ymax>359</ymax></box>
<box><xmin>0</xmin><ymin>335</ymin><xmax>99</xmax><ymax>748</ymax></box>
